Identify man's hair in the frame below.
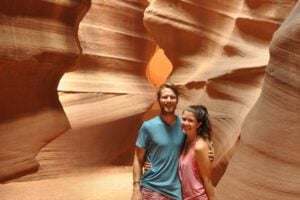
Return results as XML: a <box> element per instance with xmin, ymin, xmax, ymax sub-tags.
<box><xmin>157</xmin><ymin>82</ymin><xmax>179</xmax><ymax>100</ymax></box>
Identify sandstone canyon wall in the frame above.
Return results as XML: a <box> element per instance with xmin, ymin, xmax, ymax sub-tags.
<box><xmin>144</xmin><ymin>0</ymin><xmax>298</xmax><ymax>185</ymax></box>
<box><xmin>0</xmin><ymin>0</ymin><xmax>299</xmax><ymax>199</ymax></box>
<box><xmin>0</xmin><ymin>0</ymin><xmax>88</xmax><ymax>181</ymax></box>
<box><xmin>217</xmin><ymin>3</ymin><xmax>300</xmax><ymax>199</ymax></box>
<box><xmin>0</xmin><ymin>0</ymin><xmax>157</xmax><ymax>182</ymax></box>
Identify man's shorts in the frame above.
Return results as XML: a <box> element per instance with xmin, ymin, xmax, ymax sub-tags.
<box><xmin>141</xmin><ymin>187</ymin><xmax>172</xmax><ymax>200</ymax></box>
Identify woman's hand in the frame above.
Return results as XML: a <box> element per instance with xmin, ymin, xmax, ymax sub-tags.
<box><xmin>143</xmin><ymin>161</ymin><xmax>151</xmax><ymax>172</ymax></box>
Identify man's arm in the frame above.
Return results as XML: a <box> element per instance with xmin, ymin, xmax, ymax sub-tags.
<box><xmin>131</xmin><ymin>147</ymin><xmax>146</xmax><ymax>200</ymax></box>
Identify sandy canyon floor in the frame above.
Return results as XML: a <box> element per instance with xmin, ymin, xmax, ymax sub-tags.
<box><xmin>0</xmin><ymin>166</ymin><xmax>132</xmax><ymax>200</ymax></box>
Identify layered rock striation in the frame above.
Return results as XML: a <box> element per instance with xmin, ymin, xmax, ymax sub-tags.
<box><xmin>0</xmin><ymin>0</ymin><xmax>89</xmax><ymax>181</ymax></box>
<box><xmin>0</xmin><ymin>0</ymin><xmax>157</xmax><ymax>182</ymax></box>
<box><xmin>144</xmin><ymin>0</ymin><xmax>297</xmax><ymax>184</ymax></box>
<box><xmin>217</xmin><ymin>2</ymin><xmax>300</xmax><ymax>199</ymax></box>
<box><xmin>0</xmin><ymin>0</ymin><xmax>299</xmax><ymax>199</ymax></box>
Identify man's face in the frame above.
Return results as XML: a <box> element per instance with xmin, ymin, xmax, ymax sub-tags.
<box><xmin>159</xmin><ymin>88</ymin><xmax>178</xmax><ymax>115</ymax></box>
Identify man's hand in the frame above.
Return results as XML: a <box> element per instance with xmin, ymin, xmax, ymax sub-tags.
<box><xmin>132</xmin><ymin>147</ymin><xmax>145</xmax><ymax>200</ymax></box>
<box><xmin>131</xmin><ymin>183</ymin><xmax>142</xmax><ymax>200</ymax></box>
<box><xmin>208</xmin><ymin>141</ymin><xmax>215</xmax><ymax>162</ymax></box>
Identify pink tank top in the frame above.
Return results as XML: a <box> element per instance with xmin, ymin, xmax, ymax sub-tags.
<box><xmin>178</xmin><ymin>142</ymin><xmax>208</xmax><ymax>200</ymax></box>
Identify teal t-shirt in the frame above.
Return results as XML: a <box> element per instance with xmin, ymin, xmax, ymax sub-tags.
<box><xmin>136</xmin><ymin>116</ymin><xmax>185</xmax><ymax>200</ymax></box>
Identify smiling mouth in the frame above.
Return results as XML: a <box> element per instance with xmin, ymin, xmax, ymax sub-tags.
<box><xmin>182</xmin><ymin>126</ymin><xmax>191</xmax><ymax>131</ymax></box>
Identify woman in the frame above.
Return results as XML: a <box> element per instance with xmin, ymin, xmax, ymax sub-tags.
<box><xmin>179</xmin><ymin>105</ymin><xmax>215</xmax><ymax>200</ymax></box>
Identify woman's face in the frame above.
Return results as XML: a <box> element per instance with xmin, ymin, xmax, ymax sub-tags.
<box><xmin>181</xmin><ymin>110</ymin><xmax>201</xmax><ymax>137</ymax></box>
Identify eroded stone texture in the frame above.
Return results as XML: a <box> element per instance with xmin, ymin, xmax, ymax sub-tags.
<box><xmin>58</xmin><ymin>0</ymin><xmax>156</xmax><ymax>128</ymax></box>
<box><xmin>15</xmin><ymin>0</ymin><xmax>157</xmax><ymax>181</ymax></box>
<box><xmin>0</xmin><ymin>0</ymin><xmax>89</xmax><ymax>181</ymax></box>
<box><xmin>0</xmin><ymin>0</ymin><xmax>299</xmax><ymax>199</ymax></box>
<box><xmin>217</xmin><ymin>3</ymin><xmax>300</xmax><ymax>199</ymax></box>
<box><xmin>144</xmin><ymin>0</ymin><xmax>297</xmax><ymax>184</ymax></box>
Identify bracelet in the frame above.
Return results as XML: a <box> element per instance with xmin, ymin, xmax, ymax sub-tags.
<box><xmin>133</xmin><ymin>181</ymin><xmax>140</xmax><ymax>185</ymax></box>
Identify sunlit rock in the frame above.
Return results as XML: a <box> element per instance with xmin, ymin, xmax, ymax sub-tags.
<box><xmin>217</xmin><ymin>3</ymin><xmax>300</xmax><ymax>199</ymax></box>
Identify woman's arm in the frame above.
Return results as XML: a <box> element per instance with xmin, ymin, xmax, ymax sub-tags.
<box><xmin>194</xmin><ymin>140</ymin><xmax>216</xmax><ymax>200</ymax></box>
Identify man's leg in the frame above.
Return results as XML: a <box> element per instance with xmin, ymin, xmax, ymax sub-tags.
<box><xmin>141</xmin><ymin>187</ymin><xmax>171</xmax><ymax>200</ymax></box>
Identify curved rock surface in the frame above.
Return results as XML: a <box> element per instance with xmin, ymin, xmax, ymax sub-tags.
<box><xmin>217</xmin><ymin>3</ymin><xmax>300</xmax><ymax>199</ymax></box>
<box><xmin>0</xmin><ymin>0</ymin><xmax>156</xmax><ymax>183</ymax></box>
<box><xmin>144</xmin><ymin>0</ymin><xmax>297</xmax><ymax>184</ymax></box>
<box><xmin>0</xmin><ymin>0</ymin><xmax>299</xmax><ymax>199</ymax></box>
<box><xmin>0</xmin><ymin>0</ymin><xmax>88</xmax><ymax>181</ymax></box>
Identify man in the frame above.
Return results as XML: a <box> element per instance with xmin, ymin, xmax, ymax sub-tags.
<box><xmin>132</xmin><ymin>83</ymin><xmax>212</xmax><ymax>200</ymax></box>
